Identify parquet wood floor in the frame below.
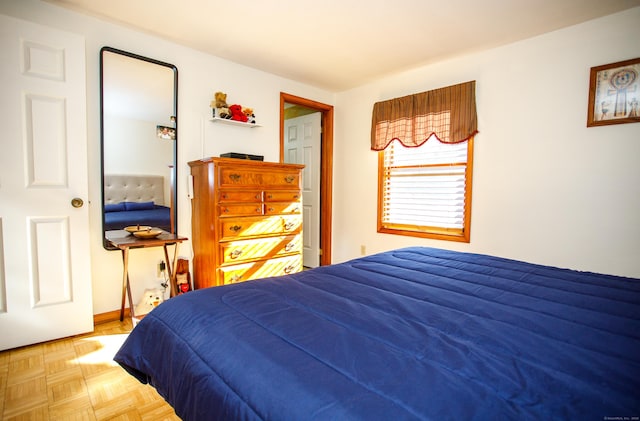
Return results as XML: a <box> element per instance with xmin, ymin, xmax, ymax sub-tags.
<box><xmin>0</xmin><ymin>320</ymin><xmax>181</xmax><ymax>420</ymax></box>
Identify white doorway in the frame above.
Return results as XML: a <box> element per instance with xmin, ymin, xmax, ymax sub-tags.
<box><xmin>0</xmin><ymin>14</ymin><xmax>93</xmax><ymax>350</ymax></box>
<box><xmin>284</xmin><ymin>111</ymin><xmax>321</xmax><ymax>268</ymax></box>
<box><xmin>280</xmin><ymin>93</ymin><xmax>333</xmax><ymax>267</ymax></box>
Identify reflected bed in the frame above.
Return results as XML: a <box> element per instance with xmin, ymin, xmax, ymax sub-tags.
<box><xmin>103</xmin><ymin>174</ymin><xmax>171</xmax><ymax>231</ymax></box>
<box><xmin>104</xmin><ymin>202</ymin><xmax>171</xmax><ymax>232</ymax></box>
<box><xmin>114</xmin><ymin>247</ymin><xmax>639</xmax><ymax>420</ymax></box>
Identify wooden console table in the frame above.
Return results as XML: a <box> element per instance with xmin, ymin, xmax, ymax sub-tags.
<box><xmin>106</xmin><ymin>230</ymin><xmax>188</xmax><ymax>321</ymax></box>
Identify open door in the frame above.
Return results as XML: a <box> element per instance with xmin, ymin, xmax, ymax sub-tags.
<box><xmin>284</xmin><ymin>112</ymin><xmax>322</xmax><ymax>267</ymax></box>
<box><xmin>280</xmin><ymin>93</ymin><xmax>334</xmax><ymax>266</ymax></box>
<box><xmin>0</xmin><ymin>14</ymin><xmax>93</xmax><ymax>350</ymax></box>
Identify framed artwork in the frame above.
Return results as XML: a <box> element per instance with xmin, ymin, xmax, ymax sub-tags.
<box><xmin>156</xmin><ymin>125</ymin><xmax>176</xmax><ymax>140</ymax></box>
<box><xmin>587</xmin><ymin>57</ymin><xmax>640</xmax><ymax>127</ymax></box>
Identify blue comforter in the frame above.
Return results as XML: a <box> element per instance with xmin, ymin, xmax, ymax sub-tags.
<box><xmin>115</xmin><ymin>247</ymin><xmax>640</xmax><ymax>420</ymax></box>
<box><xmin>104</xmin><ymin>205</ymin><xmax>171</xmax><ymax>231</ymax></box>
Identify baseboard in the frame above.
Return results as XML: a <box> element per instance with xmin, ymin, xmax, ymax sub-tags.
<box><xmin>93</xmin><ymin>308</ymin><xmax>130</xmax><ymax>325</ymax></box>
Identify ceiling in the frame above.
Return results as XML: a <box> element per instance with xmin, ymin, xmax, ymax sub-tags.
<box><xmin>46</xmin><ymin>0</ymin><xmax>640</xmax><ymax>92</ymax></box>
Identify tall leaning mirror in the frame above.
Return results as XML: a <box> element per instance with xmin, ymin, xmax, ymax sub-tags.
<box><xmin>100</xmin><ymin>47</ymin><xmax>178</xmax><ymax>250</ymax></box>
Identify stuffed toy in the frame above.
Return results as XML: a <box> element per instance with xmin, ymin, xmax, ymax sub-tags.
<box><xmin>242</xmin><ymin>107</ymin><xmax>256</xmax><ymax>124</ymax></box>
<box><xmin>217</xmin><ymin>106</ymin><xmax>231</xmax><ymax>119</ymax></box>
<box><xmin>176</xmin><ymin>273</ymin><xmax>190</xmax><ymax>294</ymax></box>
<box><xmin>229</xmin><ymin>104</ymin><xmax>248</xmax><ymax>122</ymax></box>
<box><xmin>175</xmin><ymin>258</ymin><xmax>192</xmax><ymax>294</ymax></box>
<box><xmin>213</xmin><ymin>91</ymin><xmax>228</xmax><ymax>108</ymax></box>
<box><xmin>134</xmin><ymin>288</ymin><xmax>164</xmax><ymax>316</ymax></box>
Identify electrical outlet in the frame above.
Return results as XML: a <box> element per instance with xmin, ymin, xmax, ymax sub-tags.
<box><xmin>360</xmin><ymin>245</ymin><xmax>366</xmax><ymax>256</ymax></box>
<box><xmin>157</xmin><ymin>261</ymin><xmax>166</xmax><ymax>278</ymax></box>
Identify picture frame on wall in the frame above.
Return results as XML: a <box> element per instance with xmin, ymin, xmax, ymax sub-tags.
<box><xmin>587</xmin><ymin>57</ymin><xmax>640</xmax><ymax>127</ymax></box>
<box><xmin>156</xmin><ymin>125</ymin><xmax>176</xmax><ymax>140</ymax></box>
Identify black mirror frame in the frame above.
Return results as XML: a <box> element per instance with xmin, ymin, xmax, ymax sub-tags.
<box><xmin>99</xmin><ymin>46</ymin><xmax>178</xmax><ymax>250</ymax></box>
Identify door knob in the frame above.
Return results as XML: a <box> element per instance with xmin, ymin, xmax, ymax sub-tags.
<box><xmin>71</xmin><ymin>197</ymin><xmax>84</xmax><ymax>208</ymax></box>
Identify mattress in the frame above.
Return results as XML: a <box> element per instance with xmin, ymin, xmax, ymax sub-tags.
<box><xmin>114</xmin><ymin>247</ymin><xmax>640</xmax><ymax>420</ymax></box>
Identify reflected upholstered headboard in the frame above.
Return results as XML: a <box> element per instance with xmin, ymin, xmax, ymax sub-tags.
<box><xmin>104</xmin><ymin>174</ymin><xmax>165</xmax><ymax>206</ymax></box>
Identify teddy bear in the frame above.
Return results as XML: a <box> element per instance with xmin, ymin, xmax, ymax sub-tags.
<box><xmin>176</xmin><ymin>273</ymin><xmax>191</xmax><ymax>294</ymax></box>
<box><xmin>175</xmin><ymin>258</ymin><xmax>191</xmax><ymax>294</ymax></box>
<box><xmin>134</xmin><ymin>288</ymin><xmax>164</xmax><ymax>316</ymax></box>
<box><xmin>217</xmin><ymin>106</ymin><xmax>231</xmax><ymax>119</ymax></box>
<box><xmin>242</xmin><ymin>107</ymin><xmax>256</xmax><ymax>124</ymax></box>
<box><xmin>229</xmin><ymin>104</ymin><xmax>248</xmax><ymax>122</ymax></box>
<box><xmin>213</xmin><ymin>91</ymin><xmax>228</xmax><ymax>108</ymax></box>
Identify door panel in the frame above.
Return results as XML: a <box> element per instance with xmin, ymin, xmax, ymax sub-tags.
<box><xmin>284</xmin><ymin>112</ymin><xmax>321</xmax><ymax>268</ymax></box>
<box><xmin>0</xmin><ymin>223</ymin><xmax>6</xmax><ymax>314</ymax></box>
<box><xmin>0</xmin><ymin>14</ymin><xmax>93</xmax><ymax>350</ymax></box>
<box><xmin>25</xmin><ymin>94</ymin><xmax>68</xmax><ymax>186</ymax></box>
<box><xmin>29</xmin><ymin>218</ymin><xmax>72</xmax><ymax>307</ymax></box>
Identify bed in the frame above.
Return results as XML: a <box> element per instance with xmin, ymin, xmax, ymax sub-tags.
<box><xmin>103</xmin><ymin>174</ymin><xmax>172</xmax><ymax>231</ymax></box>
<box><xmin>114</xmin><ymin>247</ymin><xmax>640</xmax><ymax>420</ymax></box>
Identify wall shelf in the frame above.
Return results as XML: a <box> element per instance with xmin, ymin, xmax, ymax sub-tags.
<box><xmin>210</xmin><ymin>117</ymin><xmax>261</xmax><ymax>128</ymax></box>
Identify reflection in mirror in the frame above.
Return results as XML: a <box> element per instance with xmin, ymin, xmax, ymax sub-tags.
<box><xmin>100</xmin><ymin>47</ymin><xmax>178</xmax><ymax>249</ymax></box>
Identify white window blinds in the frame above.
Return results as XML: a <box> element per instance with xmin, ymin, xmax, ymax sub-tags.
<box><xmin>381</xmin><ymin>137</ymin><xmax>468</xmax><ymax>232</ymax></box>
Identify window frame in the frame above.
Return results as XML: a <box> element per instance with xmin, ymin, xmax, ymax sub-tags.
<box><xmin>377</xmin><ymin>136</ymin><xmax>474</xmax><ymax>243</ymax></box>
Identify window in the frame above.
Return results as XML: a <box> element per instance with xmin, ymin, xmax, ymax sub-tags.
<box><xmin>371</xmin><ymin>81</ymin><xmax>477</xmax><ymax>242</ymax></box>
<box><xmin>378</xmin><ymin>136</ymin><xmax>473</xmax><ymax>242</ymax></box>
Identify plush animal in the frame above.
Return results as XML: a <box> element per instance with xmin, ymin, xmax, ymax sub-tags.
<box><xmin>217</xmin><ymin>106</ymin><xmax>231</xmax><ymax>119</ymax></box>
<box><xmin>134</xmin><ymin>288</ymin><xmax>164</xmax><ymax>316</ymax></box>
<box><xmin>229</xmin><ymin>104</ymin><xmax>248</xmax><ymax>122</ymax></box>
<box><xmin>242</xmin><ymin>107</ymin><xmax>256</xmax><ymax>124</ymax></box>
<box><xmin>175</xmin><ymin>258</ymin><xmax>192</xmax><ymax>294</ymax></box>
<box><xmin>214</xmin><ymin>91</ymin><xmax>228</xmax><ymax>108</ymax></box>
<box><xmin>176</xmin><ymin>273</ymin><xmax>190</xmax><ymax>294</ymax></box>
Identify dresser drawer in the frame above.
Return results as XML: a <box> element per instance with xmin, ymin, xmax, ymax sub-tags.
<box><xmin>219</xmin><ymin>204</ymin><xmax>263</xmax><ymax>217</ymax></box>
<box><xmin>219</xmin><ymin>168</ymin><xmax>300</xmax><ymax>188</ymax></box>
<box><xmin>265</xmin><ymin>202</ymin><xmax>301</xmax><ymax>215</ymax></box>
<box><xmin>220</xmin><ymin>234</ymin><xmax>302</xmax><ymax>264</ymax></box>
<box><xmin>265</xmin><ymin>190</ymin><xmax>301</xmax><ymax>202</ymax></box>
<box><xmin>219</xmin><ymin>190</ymin><xmax>262</xmax><ymax>203</ymax></box>
<box><xmin>220</xmin><ymin>215</ymin><xmax>302</xmax><ymax>240</ymax></box>
<box><xmin>261</xmin><ymin>171</ymin><xmax>301</xmax><ymax>187</ymax></box>
<box><xmin>219</xmin><ymin>255</ymin><xmax>303</xmax><ymax>285</ymax></box>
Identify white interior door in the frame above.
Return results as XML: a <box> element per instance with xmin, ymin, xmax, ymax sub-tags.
<box><xmin>284</xmin><ymin>112</ymin><xmax>321</xmax><ymax>268</ymax></box>
<box><xmin>0</xmin><ymin>14</ymin><xmax>93</xmax><ymax>351</ymax></box>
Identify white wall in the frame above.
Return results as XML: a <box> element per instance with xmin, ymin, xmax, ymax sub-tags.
<box><xmin>104</xmin><ymin>116</ymin><xmax>174</xmax><ymax>175</ymax></box>
<box><xmin>104</xmin><ymin>115</ymin><xmax>174</xmax><ymax>204</ymax></box>
<box><xmin>0</xmin><ymin>0</ymin><xmax>335</xmax><ymax>314</ymax></box>
<box><xmin>333</xmin><ymin>7</ymin><xmax>640</xmax><ymax>278</ymax></box>
<box><xmin>2</xmin><ymin>1</ymin><xmax>638</xmax><ymax>317</ymax></box>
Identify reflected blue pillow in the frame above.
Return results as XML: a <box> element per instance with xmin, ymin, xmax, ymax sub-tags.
<box><xmin>105</xmin><ymin>202</ymin><xmax>126</xmax><ymax>212</ymax></box>
<box><xmin>124</xmin><ymin>201</ymin><xmax>155</xmax><ymax>211</ymax></box>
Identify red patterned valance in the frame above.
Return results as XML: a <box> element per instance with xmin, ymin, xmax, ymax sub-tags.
<box><xmin>371</xmin><ymin>81</ymin><xmax>478</xmax><ymax>150</ymax></box>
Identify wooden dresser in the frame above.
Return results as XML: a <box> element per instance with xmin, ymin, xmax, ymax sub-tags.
<box><xmin>188</xmin><ymin>157</ymin><xmax>305</xmax><ymax>289</ymax></box>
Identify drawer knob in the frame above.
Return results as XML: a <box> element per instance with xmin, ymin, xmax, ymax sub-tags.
<box><xmin>256</xmin><ymin>207</ymin><xmax>262</xmax><ymax>213</ymax></box>
<box><xmin>222</xmin><ymin>194</ymin><xmax>228</xmax><ymax>199</ymax></box>
<box><xmin>284</xmin><ymin>265</ymin><xmax>295</xmax><ymax>274</ymax></box>
<box><xmin>284</xmin><ymin>221</ymin><xmax>295</xmax><ymax>230</ymax></box>
<box><xmin>229</xmin><ymin>173</ymin><xmax>241</xmax><ymax>181</ymax></box>
<box><xmin>268</xmin><ymin>207</ymin><xmax>274</xmax><ymax>212</ymax></box>
<box><xmin>230</xmin><ymin>225</ymin><xmax>242</xmax><ymax>232</ymax></box>
<box><xmin>222</xmin><ymin>207</ymin><xmax>229</xmax><ymax>213</ymax></box>
<box><xmin>285</xmin><ymin>243</ymin><xmax>294</xmax><ymax>252</ymax></box>
<box><xmin>229</xmin><ymin>274</ymin><xmax>242</xmax><ymax>283</ymax></box>
<box><xmin>255</xmin><ymin>193</ymin><xmax>261</xmax><ymax>200</ymax></box>
<box><xmin>230</xmin><ymin>249</ymin><xmax>243</xmax><ymax>259</ymax></box>
<box><xmin>284</xmin><ymin>175</ymin><xmax>295</xmax><ymax>183</ymax></box>
<box><xmin>267</xmin><ymin>194</ymin><xmax>272</xmax><ymax>199</ymax></box>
